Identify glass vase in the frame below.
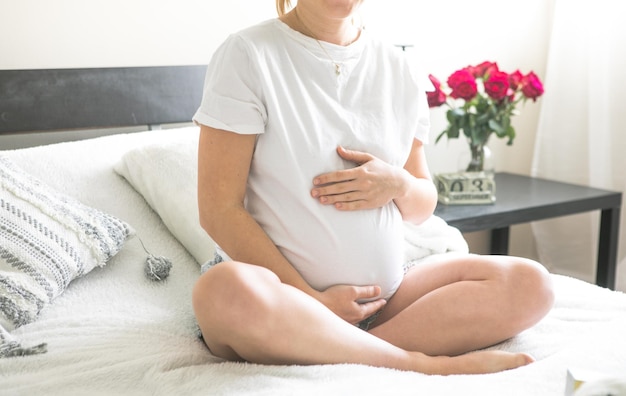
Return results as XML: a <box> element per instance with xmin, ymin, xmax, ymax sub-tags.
<box><xmin>458</xmin><ymin>142</ymin><xmax>494</xmax><ymax>173</ymax></box>
<box><xmin>436</xmin><ymin>140</ymin><xmax>497</xmax><ymax>205</ymax></box>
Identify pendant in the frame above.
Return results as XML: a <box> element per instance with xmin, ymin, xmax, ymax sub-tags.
<box><xmin>334</xmin><ymin>63</ymin><xmax>341</xmax><ymax>76</ymax></box>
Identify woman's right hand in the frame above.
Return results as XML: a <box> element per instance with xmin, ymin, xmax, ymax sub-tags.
<box><xmin>315</xmin><ymin>284</ymin><xmax>387</xmax><ymax>325</ymax></box>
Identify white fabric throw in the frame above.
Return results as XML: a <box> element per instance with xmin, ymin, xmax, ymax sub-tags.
<box><xmin>403</xmin><ymin>215</ymin><xmax>468</xmax><ymax>263</ymax></box>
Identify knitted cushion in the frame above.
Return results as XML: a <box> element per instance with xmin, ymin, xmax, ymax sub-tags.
<box><xmin>0</xmin><ymin>155</ymin><xmax>133</xmax><ymax>357</ymax></box>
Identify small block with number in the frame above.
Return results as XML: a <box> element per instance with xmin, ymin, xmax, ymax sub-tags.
<box><xmin>435</xmin><ymin>172</ymin><xmax>496</xmax><ymax>205</ymax></box>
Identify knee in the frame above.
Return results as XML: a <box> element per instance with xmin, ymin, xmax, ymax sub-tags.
<box><xmin>506</xmin><ymin>258</ymin><xmax>555</xmax><ymax>326</ymax></box>
<box><xmin>192</xmin><ymin>261</ymin><xmax>280</xmax><ymax>333</ymax></box>
<box><xmin>192</xmin><ymin>262</ymin><xmax>233</xmax><ymax>319</ymax></box>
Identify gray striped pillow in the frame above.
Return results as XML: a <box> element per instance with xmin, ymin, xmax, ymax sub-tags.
<box><xmin>0</xmin><ymin>156</ymin><xmax>133</xmax><ymax>357</ymax></box>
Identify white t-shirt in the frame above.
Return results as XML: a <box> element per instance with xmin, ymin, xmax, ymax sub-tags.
<box><xmin>194</xmin><ymin>19</ymin><xmax>430</xmax><ymax>299</ymax></box>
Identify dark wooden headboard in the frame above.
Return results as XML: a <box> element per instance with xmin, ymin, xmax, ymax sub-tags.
<box><xmin>0</xmin><ymin>65</ymin><xmax>207</xmax><ymax>134</ymax></box>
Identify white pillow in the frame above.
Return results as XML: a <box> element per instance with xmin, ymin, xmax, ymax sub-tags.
<box><xmin>0</xmin><ymin>155</ymin><xmax>132</xmax><ymax>356</ymax></box>
<box><xmin>114</xmin><ymin>127</ymin><xmax>216</xmax><ymax>265</ymax></box>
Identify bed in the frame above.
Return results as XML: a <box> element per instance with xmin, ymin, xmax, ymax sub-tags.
<box><xmin>1</xmin><ymin>66</ymin><xmax>625</xmax><ymax>396</ymax></box>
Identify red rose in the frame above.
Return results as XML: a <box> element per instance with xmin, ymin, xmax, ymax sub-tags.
<box><xmin>426</xmin><ymin>74</ymin><xmax>447</xmax><ymax>108</ymax></box>
<box><xmin>447</xmin><ymin>69</ymin><xmax>477</xmax><ymax>101</ymax></box>
<box><xmin>467</xmin><ymin>61</ymin><xmax>499</xmax><ymax>78</ymax></box>
<box><xmin>484</xmin><ymin>71</ymin><xmax>510</xmax><ymax>101</ymax></box>
<box><xmin>521</xmin><ymin>71</ymin><xmax>544</xmax><ymax>101</ymax></box>
<box><xmin>508</xmin><ymin>70</ymin><xmax>524</xmax><ymax>90</ymax></box>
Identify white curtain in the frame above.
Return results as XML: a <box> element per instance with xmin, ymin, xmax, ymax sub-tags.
<box><xmin>532</xmin><ymin>0</ymin><xmax>626</xmax><ymax>291</ymax></box>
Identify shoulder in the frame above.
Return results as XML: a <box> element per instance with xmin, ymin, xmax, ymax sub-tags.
<box><xmin>224</xmin><ymin>19</ymin><xmax>286</xmax><ymax>52</ymax></box>
<box><xmin>361</xmin><ymin>33</ymin><xmax>403</xmax><ymax>61</ymax></box>
<box><xmin>232</xmin><ymin>19</ymin><xmax>275</xmax><ymax>39</ymax></box>
<box><xmin>209</xmin><ymin>20</ymin><xmax>282</xmax><ymax>70</ymax></box>
<box><xmin>362</xmin><ymin>34</ymin><xmax>430</xmax><ymax>90</ymax></box>
<box><xmin>360</xmin><ymin>33</ymin><xmax>415</xmax><ymax>76</ymax></box>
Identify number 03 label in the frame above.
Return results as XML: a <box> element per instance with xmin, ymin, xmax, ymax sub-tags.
<box><xmin>434</xmin><ymin>172</ymin><xmax>496</xmax><ymax>205</ymax></box>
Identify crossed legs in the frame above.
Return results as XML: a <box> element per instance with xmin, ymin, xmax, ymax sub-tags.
<box><xmin>368</xmin><ymin>253</ymin><xmax>554</xmax><ymax>356</ymax></box>
<box><xmin>192</xmin><ymin>254</ymin><xmax>554</xmax><ymax>375</ymax></box>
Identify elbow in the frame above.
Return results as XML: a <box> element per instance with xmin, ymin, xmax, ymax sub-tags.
<box><xmin>198</xmin><ymin>204</ymin><xmax>216</xmax><ymax>237</ymax></box>
<box><xmin>197</xmin><ymin>191</ymin><xmax>222</xmax><ymax>238</ymax></box>
<box><xmin>197</xmin><ymin>193</ymin><xmax>243</xmax><ymax>240</ymax></box>
<box><xmin>402</xmin><ymin>207</ymin><xmax>436</xmax><ymax>225</ymax></box>
<box><xmin>198</xmin><ymin>208</ymin><xmax>213</xmax><ymax>236</ymax></box>
<box><xmin>399</xmin><ymin>181</ymin><xmax>438</xmax><ymax>225</ymax></box>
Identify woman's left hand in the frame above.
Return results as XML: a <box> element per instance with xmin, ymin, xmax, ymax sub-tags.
<box><xmin>310</xmin><ymin>146</ymin><xmax>405</xmax><ymax>211</ymax></box>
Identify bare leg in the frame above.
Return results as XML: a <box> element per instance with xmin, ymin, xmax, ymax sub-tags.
<box><xmin>192</xmin><ymin>261</ymin><xmax>537</xmax><ymax>375</ymax></box>
<box><xmin>369</xmin><ymin>253</ymin><xmax>555</xmax><ymax>356</ymax></box>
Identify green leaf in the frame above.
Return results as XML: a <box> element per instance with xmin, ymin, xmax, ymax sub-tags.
<box><xmin>488</xmin><ymin>119</ymin><xmax>505</xmax><ymax>135</ymax></box>
<box><xmin>476</xmin><ymin>111</ymin><xmax>490</xmax><ymax>124</ymax></box>
<box><xmin>506</xmin><ymin>126</ymin><xmax>516</xmax><ymax>145</ymax></box>
<box><xmin>447</xmin><ymin>108</ymin><xmax>465</xmax><ymax>122</ymax></box>
<box><xmin>448</xmin><ymin>125</ymin><xmax>460</xmax><ymax>139</ymax></box>
<box><xmin>435</xmin><ymin>130</ymin><xmax>447</xmax><ymax>143</ymax></box>
<box><xmin>435</xmin><ymin>124</ymin><xmax>461</xmax><ymax>143</ymax></box>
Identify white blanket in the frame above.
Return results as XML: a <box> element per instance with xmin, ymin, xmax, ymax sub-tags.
<box><xmin>1</xmin><ymin>130</ymin><xmax>625</xmax><ymax>396</ymax></box>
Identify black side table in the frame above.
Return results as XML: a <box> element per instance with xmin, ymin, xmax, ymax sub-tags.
<box><xmin>434</xmin><ymin>172</ymin><xmax>622</xmax><ymax>290</ymax></box>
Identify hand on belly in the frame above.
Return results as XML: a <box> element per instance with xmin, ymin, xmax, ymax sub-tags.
<box><xmin>315</xmin><ymin>284</ymin><xmax>387</xmax><ymax>325</ymax></box>
<box><xmin>310</xmin><ymin>146</ymin><xmax>401</xmax><ymax>211</ymax></box>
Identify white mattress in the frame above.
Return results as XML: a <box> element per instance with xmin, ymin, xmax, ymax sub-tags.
<box><xmin>1</xmin><ymin>130</ymin><xmax>625</xmax><ymax>396</ymax></box>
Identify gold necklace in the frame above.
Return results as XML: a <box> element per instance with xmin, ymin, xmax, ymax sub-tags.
<box><xmin>294</xmin><ymin>8</ymin><xmax>342</xmax><ymax>76</ymax></box>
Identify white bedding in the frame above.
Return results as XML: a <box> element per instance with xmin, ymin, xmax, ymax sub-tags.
<box><xmin>1</xmin><ymin>130</ymin><xmax>626</xmax><ymax>396</ymax></box>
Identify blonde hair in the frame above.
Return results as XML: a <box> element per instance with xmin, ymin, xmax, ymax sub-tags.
<box><xmin>276</xmin><ymin>0</ymin><xmax>293</xmax><ymax>16</ymax></box>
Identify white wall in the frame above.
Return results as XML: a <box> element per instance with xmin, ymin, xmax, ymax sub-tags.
<box><xmin>0</xmin><ymin>0</ymin><xmax>555</xmax><ymax>258</ymax></box>
<box><xmin>362</xmin><ymin>1</ymin><xmax>554</xmax><ymax>175</ymax></box>
<box><xmin>0</xmin><ymin>0</ymin><xmax>275</xmax><ymax>69</ymax></box>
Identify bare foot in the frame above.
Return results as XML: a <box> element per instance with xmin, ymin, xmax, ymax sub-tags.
<box><xmin>413</xmin><ymin>350</ymin><xmax>534</xmax><ymax>375</ymax></box>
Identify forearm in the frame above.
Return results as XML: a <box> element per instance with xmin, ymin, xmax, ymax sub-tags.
<box><xmin>200</xmin><ymin>204</ymin><xmax>319</xmax><ymax>297</ymax></box>
<box><xmin>393</xmin><ymin>168</ymin><xmax>438</xmax><ymax>225</ymax></box>
<box><xmin>197</xmin><ymin>126</ymin><xmax>315</xmax><ymax>296</ymax></box>
<box><xmin>392</xmin><ymin>137</ymin><xmax>438</xmax><ymax>224</ymax></box>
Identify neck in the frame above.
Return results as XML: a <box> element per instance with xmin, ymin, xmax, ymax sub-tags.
<box><xmin>287</xmin><ymin>6</ymin><xmax>360</xmax><ymax>46</ymax></box>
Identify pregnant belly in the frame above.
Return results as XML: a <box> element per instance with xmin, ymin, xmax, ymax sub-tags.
<box><xmin>275</xmin><ymin>203</ymin><xmax>406</xmax><ymax>300</ymax></box>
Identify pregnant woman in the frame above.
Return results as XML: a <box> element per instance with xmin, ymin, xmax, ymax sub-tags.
<box><xmin>191</xmin><ymin>0</ymin><xmax>554</xmax><ymax>375</ymax></box>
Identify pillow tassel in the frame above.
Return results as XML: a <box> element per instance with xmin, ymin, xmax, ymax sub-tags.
<box><xmin>145</xmin><ymin>254</ymin><xmax>172</xmax><ymax>281</ymax></box>
<box><xmin>136</xmin><ymin>237</ymin><xmax>172</xmax><ymax>281</ymax></box>
<box><xmin>0</xmin><ymin>326</ymin><xmax>48</xmax><ymax>358</ymax></box>
<box><xmin>1</xmin><ymin>342</ymin><xmax>48</xmax><ymax>358</ymax></box>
